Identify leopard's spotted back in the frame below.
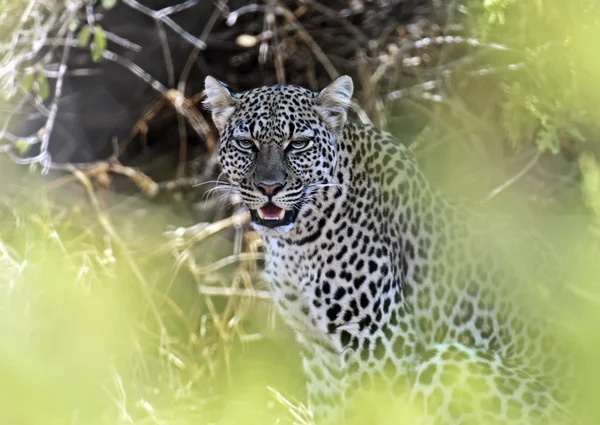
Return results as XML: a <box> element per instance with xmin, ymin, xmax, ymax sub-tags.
<box><xmin>204</xmin><ymin>76</ymin><xmax>575</xmax><ymax>424</ymax></box>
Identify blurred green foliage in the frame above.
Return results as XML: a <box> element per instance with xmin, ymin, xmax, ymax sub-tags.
<box><xmin>2</xmin><ymin>0</ymin><xmax>600</xmax><ymax>424</ymax></box>
<box><xmin>0</xmin><ymin>167</ymin><xmax>306</xmax><ymax>425</ymax></box>
<box><xmin>476</xmin><ymin>0</ymin><xmax>600</xmax><ymax>153</ymax></box>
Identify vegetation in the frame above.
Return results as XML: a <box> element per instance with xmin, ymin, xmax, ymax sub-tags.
<box><xmin>1</xmin><ymin>0</ymin><xmax>600</xmax><ymax>424</ymax></box>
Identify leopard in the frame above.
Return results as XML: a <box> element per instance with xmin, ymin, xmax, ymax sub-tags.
<box><xmin>203</xmin><ymin>75</ymin><xmax>577</xmax><ymax>425</ymax></box>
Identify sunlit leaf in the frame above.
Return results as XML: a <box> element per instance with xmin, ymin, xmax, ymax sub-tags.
<box><xmin>14</xmin><ymin>140</ymin><xmax>29</xmax><ymax>155</ymax></box>
<box><xmin>91</xmin><ymin>25</ymin><xmax>107</xmax><ymax>62</ymax></box>
<box><xmin>21</xmin><ymin>72</ymin><xmax>35</xmax><ymax>93</ymax></box>
<box><xmin>102</xmin><ymin>0</ymin><xmax>118</xmax><ymax>9</ymax></box>
<box><xmin>77</xmin><ymin>25</ymin><xmax>92</xmax><ymax>47</ymax></box>
<box><xmin>36</xmin><ymin>75</ymin><xmax>49</xmax><ymax>100</ymax></box>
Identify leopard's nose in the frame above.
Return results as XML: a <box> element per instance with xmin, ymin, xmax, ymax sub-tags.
<box><xmin>256</xmin><ymin>181</ymin><xmax>285</xmax><ymax>197</ymax></box>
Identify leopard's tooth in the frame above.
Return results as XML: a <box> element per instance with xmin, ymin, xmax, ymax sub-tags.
<box><xmin>277</xmin><ymin>209</ymin><xmax>286</xmax><ymax>220</ymax></box>
<box><xmin>257</xmin><ymin>209</ymin><xmax>265</xmax><ymax>219</ymax></box>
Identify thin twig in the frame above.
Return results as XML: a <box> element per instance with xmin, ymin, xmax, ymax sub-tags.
<box><xmin>481</xmin><ymin>150</ymin><xmax>543</xmax><ymax>203</ymax></box>
<box><xmin>67</xmin><ymin>166</ymin><xmax>167</xmax><ymax>334</ymax></box>
<box><xmin>121</xmin><ymin>0</ymin><xmax>207</xmax><ymax>50</ymax></box>
<box><xmin>275</xmin><ymin>1</ymin><xmax>339</xmax><ymax>80</ymax></box>
<box><xmin>38</xmin><ymin>28</ymin><xmax>74</xmax><ymax>172</ymax></box>
<box><xmin>178</xmin><ymin>1</ymin><xmax>221</xmax><ymax>95</ymax></box>
<box><xmin>44</xmin><ymin>160</ymin><xmax>159</xmax><ymax>198</ymax></box>
<box><xmin>198</xmin><ymin>285</ymin><xmax>272</xmax><ymax>300</ymax></box>
<box><xmin>191</xmin><ymin>252</ymin><xmax>265</xmax><ymax>275</ymax></box>
<box><xmin>299</xmin><ymin>0</ymin><xmax>368</xmax><ymax>44</ymax></box>
<box><xmin>175</xmin><ymin>106</ymin><xmax>187</xmax><ymax>179</ymax></box>
<box><xmin>226</xmin><ymin>4</ymin><xmax>266</xmax><ymax>26</ymax></box>
<box><xmin>156</xmin><ymin>20</ymin><xmax>175</xmax><ymax>87</ymax></box>
<box><xmin>167</xmin><ymin>213</ymin><xmax>250</xmax><ymax>250</ymax></box>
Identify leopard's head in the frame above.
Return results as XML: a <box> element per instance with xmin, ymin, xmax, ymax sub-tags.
<box><xmin>203</xmin><ymin>76</ymin><xmax>353</xmax><ymax>236</ymax></box>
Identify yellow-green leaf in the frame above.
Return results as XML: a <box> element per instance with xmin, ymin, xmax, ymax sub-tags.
<box><xmin>580</xmin><ymin>152</ymin><xmax>600</xmax><ymax>220</ymax></box>
<box><xmin>102</xmin><ymin>0</ymin><xmax>118</xmax><ymax>9</ymax></box>
<box><xmin>77</xmin><ymin>26</ymin><xmax>92</xmax><ymax>47</ymax></box>
<box><xmin>91</xmin><ymin>25</ymin><xmax>107</xmax><ymax>62</ymax></box>
<box><xmin>22</xmin><ymin>72</ymin><xmax>35</xmax><ymax>93</ymax></box>
<box><xmin>566</xmin><ymin>126</ymin><xmax>586</xmax><ymax>142</ymax></box>
<box><xmin>15</xmin><ymin>140</ymin><xmax>29</xmax><ymax>155</ymax></box>
<box><xmin>37</xmin><ymin>75</ymin><xmax>50</xmax><ymax>100</ymax></box>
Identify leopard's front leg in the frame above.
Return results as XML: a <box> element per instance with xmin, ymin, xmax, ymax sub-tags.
<box><xmin>297</xmin><ymin>335</ymin><xmax>348</xmax><ymax>424</ymax></box>
<box><xmin>410</xmin><ymin>343</ymin><xmax>572</xmax><ymax>425</ymax></box>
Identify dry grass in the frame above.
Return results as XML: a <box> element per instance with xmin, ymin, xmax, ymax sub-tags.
<box><xmin>0</xmin><ymin>160</ymin><xmax>311</xmax><ymax>425</ymax></box>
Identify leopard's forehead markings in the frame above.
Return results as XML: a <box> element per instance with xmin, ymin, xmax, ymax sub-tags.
<box><xmin>232</xmin><ymin>84</ymin><xmax>320</xmax><ymax>143</ymax></box>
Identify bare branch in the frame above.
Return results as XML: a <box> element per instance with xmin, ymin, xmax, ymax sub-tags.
<box><xmin>121</xmin><ymin>0</ymin><xmax>207</xmax><ymax>50</ymax></box>
<box><xmin>198</xmin><ymin>285</ymin><xmax>272</xmax><ymax>300</ymax></box>
<box><xmin>481</xmin><ymin>151</ymin><xmax>543</xmax><ymax>203</ymax></box>
<box><xmin>38</xmin><ymin>28</ymin><xmax>74</xmax><ymax>173</ymax></box>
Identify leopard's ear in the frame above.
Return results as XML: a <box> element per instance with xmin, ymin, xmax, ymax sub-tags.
<box><xmin>314</xmin><ymin>75</ymin><xmax>354</xmax><ymax>134</ymax></box>
<box><xmin>203</xmin><ymin>76</ymin><xmax>236</xmax><ymax>132</ymax></box>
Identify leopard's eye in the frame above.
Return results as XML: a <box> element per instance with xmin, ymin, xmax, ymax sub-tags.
<box><xmin>289</xmin><ymin>139</ymin><xmax>311</xmax><ymax>151</ymax></box>
<box><xmin>236</xmin><ymin>139</ymin><xmax>255</xmax><ymax>151</ymax></box>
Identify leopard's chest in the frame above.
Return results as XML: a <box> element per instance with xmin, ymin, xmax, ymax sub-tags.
<box><xmin>263</xmin><ymin>241</ymin><xmax>337</xmax><ymax>349</ymax></box>
<box><xmin>262</xmin><ymin>225</ymin><xmax>403</xmax><ymax>355</ymax></box>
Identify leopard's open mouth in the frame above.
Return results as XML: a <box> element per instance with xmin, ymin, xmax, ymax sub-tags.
<box><xmin>250</xmin><ymin>203</ymin><xmax>296</xmax><ymax>228</ymax></box>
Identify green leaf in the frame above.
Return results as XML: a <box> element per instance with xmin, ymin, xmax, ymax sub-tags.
<box><xmin>14</xmin><ymin>140</ymin><xmax>29</xmax><ymax>155</ymax></box>
<box><xmin>102</xmin><ymin>0</ymin><xmax>118</xmax><ymax>9</ymax></box>
<box><xmin>580</xmin><ymin>153</ymin><xmax>600</xmax><ymax>220</ymax></box>
<box><xmin>501</xmin><ymin>83</ymin><xmax>537</xmax><ymax>149</ymax></box>
<box><xmin>37</xmin><ymin>75</ymin><xmax>50</xmax><ymax>100</ymax></box>
<box><xmin>566</xmin><ymin>126</ymin><xmax>586</xmax><ymax>142</ymax></box>
<box><xmin>535</xmin><ymin>125</ymin><xmax>560</xmax><ymax>154</ymax></box>
<box><xmin>77</xmin><ymin>26</ymin><xmax>92</xmax><ymax>47</ymax></box>
<box><xmin>22</xmin><ymin>72</ymin><xmax>35</xmax><ymax>93</ymax></box>
<box><xmin>69</xmin><ymin>19</ymin><xmax>78</xmax><ymax>32</ymax></box>
<box><xmin>91</xmin><ymin>25</ymin><xmax>107</xmax><ymax>62</ymax></box>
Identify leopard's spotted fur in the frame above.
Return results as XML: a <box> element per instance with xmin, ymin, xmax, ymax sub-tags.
<box><xmin>203</xmin><ymin>76</ymin><xmax>575</xmax><ymax>424</ymax></box>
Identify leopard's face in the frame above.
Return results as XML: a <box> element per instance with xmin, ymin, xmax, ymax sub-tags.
<box><xmin>204</xmin><ymin>77</ymin><xmax>353</xmax><ymax>236</ymax></box>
